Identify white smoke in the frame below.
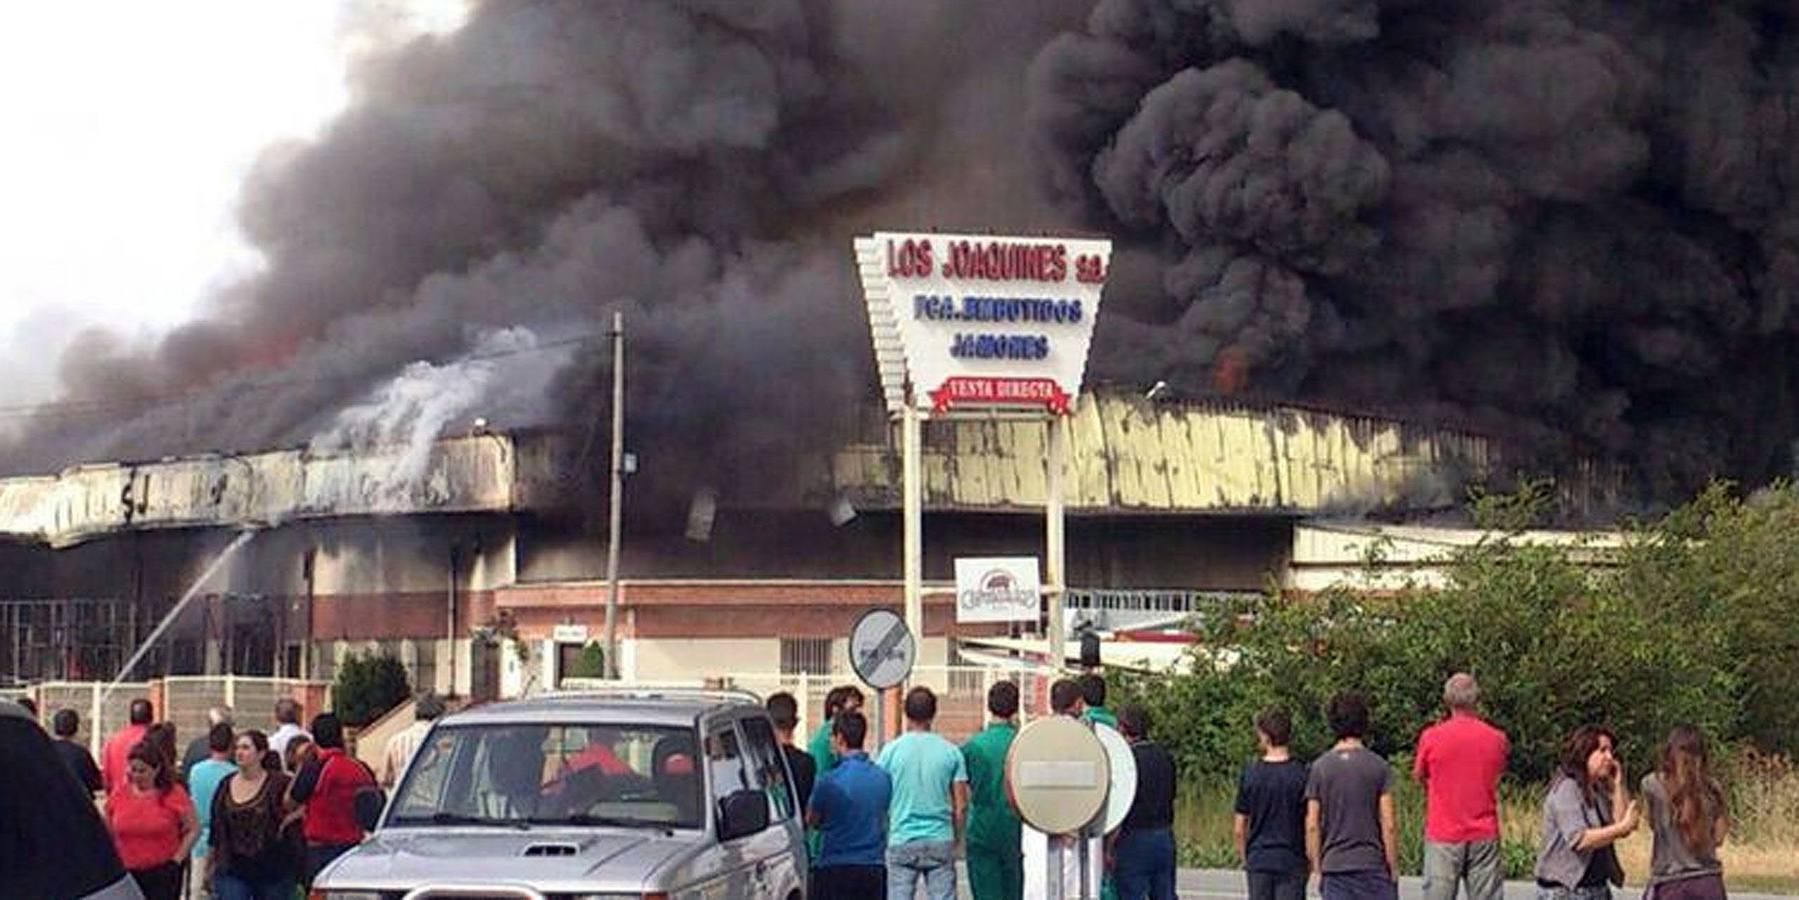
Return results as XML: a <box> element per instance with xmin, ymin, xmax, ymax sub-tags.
<box><xmin>308</xmin><ymin>325</ymin><xmax>564</xmax><ymax>506</ymax></box>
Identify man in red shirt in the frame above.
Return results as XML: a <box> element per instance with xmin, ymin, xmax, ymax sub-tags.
<box><xmin>101</xmin><ymin>698</ymin><xmax>154</xmax><ymax>795</ymax></box>
<box><xmin>1412</xmin><ymin>673</ymin><xmax>1508</xmax><ymax>900</ymax></box>
<box><xmin>290</xmin><ymin>713</ymin><xmax>377</xmax><ymax>886</ymax></box>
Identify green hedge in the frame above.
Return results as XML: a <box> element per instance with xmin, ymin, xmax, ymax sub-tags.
<box><xmin>332</xmin><ymin>653</ymin><xmax>412</xmax><ymax>728</ymax></box>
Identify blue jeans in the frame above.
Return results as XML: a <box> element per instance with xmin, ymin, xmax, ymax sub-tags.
<box><xmin>1114</xmin><ymin>827</ymin><xmax>1176</xmax><ymax>900</ymax></box>
<box><xmin>887</xmin><ymin>839</ymin><xmax>957</xmax><ymax>900</ymax></box>
<box><xmin>211</xmin><ymin>871</ymin><xmax>294</xmax><ymax>900</ymax></box>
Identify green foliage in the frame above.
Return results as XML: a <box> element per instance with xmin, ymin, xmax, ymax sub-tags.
<box><xmin>332</xmin><ymin>653</ymin><xmax>412</xmax><ymax>728</ymax></box>
<box><xmin>1468</xmin><ymin>477</ymin><xmax>1559</xmax><ymax>531</ymax></box>
<box><xmin>564</xmin><ymin>642</ymin><xmax>606</xmax><ymax>679</ymax></box>
<box><xmin>1127</xmin><ymin>481</ymin><xmax>1798</xmax><ymax>792</ymax></box>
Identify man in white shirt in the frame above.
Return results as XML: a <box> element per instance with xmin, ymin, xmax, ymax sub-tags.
<box><xmin>381</xmin><ymin>692</ymin><xmax>446</xmax><ymax>786</ymax></box>
<box><xmin>270</xmin><ymin>697</ymin><xmax>310</xmax><ymax>761</ymax></box>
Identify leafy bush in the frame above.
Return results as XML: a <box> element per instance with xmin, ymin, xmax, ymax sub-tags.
<box><xmin>332</xmin><ymin>653</ymin><xmax>412</xmax><ymax>727</ymax></box>
<box><xmin>564</xmin><ymin>642</ymin><xmax>606</xmax><ymax>679</ymax></box>
<box><xmin>1123</xmin><ymin>481</ymin><xmax>1797</xmax><ymax>787</ymax></box>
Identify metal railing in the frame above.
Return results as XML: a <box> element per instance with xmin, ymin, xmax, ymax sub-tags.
<box><xmin>562</xmin><ymin>665</ymin><xmax>1057</xmax><ymax>745</ymax></box>
<box><xmin>25</xmin><ymin>676</ymin><xmax>330</xmax><ymax>755</ymax></box>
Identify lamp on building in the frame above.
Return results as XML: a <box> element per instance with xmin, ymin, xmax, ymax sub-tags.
<box><xmin>1144</xmin><ymin>380</ymin><xmax>1169</xmax><ymax>402</ymax></box>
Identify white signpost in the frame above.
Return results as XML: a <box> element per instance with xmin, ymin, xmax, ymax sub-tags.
<box><xmin>855</xmin><ymin>232</ymin><xmax>1111</xmax><ymax>670</ymax></box>
<box><xmin>955</xmin><ymin>556</ymin><xmax>1042</xmax><ymax>624</ymax></box>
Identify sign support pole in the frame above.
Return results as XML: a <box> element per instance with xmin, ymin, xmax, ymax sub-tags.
<box><xmin>602</xmin><ymin>310</ymin><xmax>625</xmax><ymax>680</ymax></box>
<box><xmin>902</xmin><ymin>402</ymin><xmax>924</xmax><ymax>682</ymax></box>
<box><xmin>1045</xmin><ymin>411</ymin><xmax>1069</xmax><ymax>670</ymax></box>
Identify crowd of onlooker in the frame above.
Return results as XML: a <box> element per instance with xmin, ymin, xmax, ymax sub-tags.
<box><xmin>19</xmin><ymin>666</ymin><xmax>1733</xmax><ymax>900</ymax></box>
<box><xmin>1222</xmin><ymin>673</ymin><xmax>1730</xmax><ymax>900</ymax></box>
<box><xmin>774</xmin><ymin>673</ymin><xmax>1180</xmax><ymax>900</ymax></box>
<box><xmin>31</xmin><ymin>693</ymin><xmax>442</xmax><ymax>900</ymax></box>
<box><xmin>783</xmin><ymin>671</ymin><xmax>1731</xmax><ymax>900</ymax></box>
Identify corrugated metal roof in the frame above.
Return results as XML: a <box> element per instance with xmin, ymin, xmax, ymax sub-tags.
<box><xmin>834</xmin><ymin>392</ymin><xmax>1496</xmax><ymax>513</ymax></box>
<box><xmin>0</xmin><ymin>435</ymin><xmax>516</xmax><ymax>547</ymax></box>
<box><xmin>1286</xmin><ymin>521</ymin><xmax>1626</xmax><ymax>592</ymax></box>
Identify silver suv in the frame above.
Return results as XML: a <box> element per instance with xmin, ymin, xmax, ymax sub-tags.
<box><xmin>313</xmin><ymin>689</ymin><xmax>808</xmax><ymax>900</ymax></box>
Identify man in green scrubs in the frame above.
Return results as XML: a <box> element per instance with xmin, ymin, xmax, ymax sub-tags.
<box><xmin>1078</xmin><ymin>672</ymin><xmax>1120</xmax><ymax>900</ymax></box>
<box><xmin>809</xmin><ymin>686</ymin><xmax>866</xmax><ymax>771</ymax></box>
<box><xmin>1079</xmin><ymin>672</ymin><xmax>1117</xmax><ymax>729</ymax></box>
<box><xmin>961</xmin><ymin>680</ymin><xmax>1023</xmax><ymax>900</ymax></box>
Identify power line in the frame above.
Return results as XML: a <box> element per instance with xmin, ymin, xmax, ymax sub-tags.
<box><xmin>0</xmin><ymin>332</ymin><xmax>607</xmax><ymax>423</ymax></box>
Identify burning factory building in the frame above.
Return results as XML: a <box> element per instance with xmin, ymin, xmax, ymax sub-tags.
<box><xmin>5</xmin><ymin>0</ymin><xmax>1796</xmax><ymax>698</ymax></box>
<box><xmin>0</xmin><ymin>389</ymin><xmax>1548</xmax><ymax>695</ymax></box>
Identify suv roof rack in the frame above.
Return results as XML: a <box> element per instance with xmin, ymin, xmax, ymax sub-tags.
<box><xmin>542</xmin><ymin>683</ymin><xmax>765</xmax><ymax>707</ymax></box>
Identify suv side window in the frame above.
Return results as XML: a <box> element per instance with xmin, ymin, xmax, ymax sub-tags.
<box><xmin>705</xmin><ymin>721</ymin><xmax>758</xmax><ymax>831</ymax></box>
<box><xmin>740</xmin><ymin>716</ymin><xmax>796</xmax><ymax>822</ymax></box>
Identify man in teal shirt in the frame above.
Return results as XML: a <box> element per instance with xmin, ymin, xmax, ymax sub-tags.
<box><xmin>962</xmin><ymin>681</ymin><xmax>1023</xmax><ymax>900</ymax></box>
<box><xmin>877</xmin><ymin>686</ymin><xmax>968</xmax><ymax>900</ymax></box>
<box><xmin>188</xmin><ymin>722</ymin><xmax>237</xmax><ymax>890</ymax></box>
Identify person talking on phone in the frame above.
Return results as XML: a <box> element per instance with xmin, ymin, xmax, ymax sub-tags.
<box><xmin>1534</xmin><ymin>725</ymin><xmax>1641</xmax><ymax>900</ymax></box>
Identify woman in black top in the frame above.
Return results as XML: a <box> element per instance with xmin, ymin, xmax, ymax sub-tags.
<box><xmin>208</xmin><ymin>729</ymin><xmax>297</xmax><ymax>900</ymax></box>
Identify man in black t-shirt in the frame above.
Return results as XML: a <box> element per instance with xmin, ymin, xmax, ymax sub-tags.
<box><xmin>766</xmin><ymin>692</ymin><xmax>817</xmax><ymax>816</ymax></box>
<box><xmin>50</xmin><ymin>708</ymin><xmax>103</xmax><ymax>794</ymax></box>
<box><xmin>1234</xmin><ymin>707</ymin><xmax>1309</xmax><ymax>900</ymax></box>
<box><xmin>1114</xmin><ymin>704</ymin><xmax>1176</xmax><ymax>900</ymax></box>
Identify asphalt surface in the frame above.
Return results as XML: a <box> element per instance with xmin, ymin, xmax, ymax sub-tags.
<box><xmin>944</xmin><ymin>867</ymin><xmax>1797</xmax><ymax>899</ymax></box>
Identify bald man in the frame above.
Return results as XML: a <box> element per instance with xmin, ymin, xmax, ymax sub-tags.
<box><xmin>1412</xmin><ymin>673</ymin><xmax>1509</xmax><ymax>900</ymax></box>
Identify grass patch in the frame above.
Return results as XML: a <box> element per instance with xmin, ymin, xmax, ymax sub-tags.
<box><xmin>1173</xmin><ymin>754</ymin><xmax>1799</xmax><ymax>893</ymax></box>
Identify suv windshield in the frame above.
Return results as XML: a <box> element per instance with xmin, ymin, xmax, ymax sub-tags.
<box><xmin>388</xmin><ymin>723</ymin><xmax>703</xmax><ymax>829</ymax></box>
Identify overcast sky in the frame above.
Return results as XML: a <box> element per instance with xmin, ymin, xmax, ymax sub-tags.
<box><xmin>0</xmin><ymin>1</ymin><xmax>464</xmax><ymax>407</ymax></box>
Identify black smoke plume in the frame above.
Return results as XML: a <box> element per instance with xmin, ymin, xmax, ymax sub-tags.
<box><xmin>5</xmin><ymin>0</ymin><xmax>1087</xmax><ymax>514</ymax></box>
<box><xmin>1033</xmin><ymin>0</ymin><xmax>1799</xmax><ymax>496</ymax></box>
<box><xmin>14</xmin><ymin>1</ymin><xmax>1799</xmax><ymax>508</ymax></box>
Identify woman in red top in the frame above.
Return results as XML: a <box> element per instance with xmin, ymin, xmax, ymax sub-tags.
<box><xmin>106</xmin><ymin>741</ymin><xmax>199</xmax><ymax>900</ymax></box>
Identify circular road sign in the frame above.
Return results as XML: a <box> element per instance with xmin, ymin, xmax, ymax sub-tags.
<box><xmin>1005</xmin><ymin>715</ymin><xmax>1111</xmax><ymax>836</ymax></box>
<box><xmin>849</xmin><ymin>608</ymin><xmax>915</xmax><ymax>690</ymax></box>
<box><xmin>1093</xmin><ymin>723</ymin><xmax>1139</xmax><ymax>834</ymax></box>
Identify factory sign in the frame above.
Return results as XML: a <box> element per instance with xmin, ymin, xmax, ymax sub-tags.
<box><xmin>954</xmin><ymin>556</ymin><xmax>1042</xmax><ymax>623</ymax></box>
<box><xmin>855</xmin><ymin>232</ymin><xmax>1110</xmax><ymax>415</ymax></box>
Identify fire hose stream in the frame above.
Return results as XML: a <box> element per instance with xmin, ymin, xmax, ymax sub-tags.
<box><xmin>101</xmin><ymin>527</ymin><xmax>259</xmax><ymax>705</ymax></box>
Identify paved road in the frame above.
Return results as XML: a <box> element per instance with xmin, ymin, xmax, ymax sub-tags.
<box><xmin>947</xmin><ymin>867</ymin><xmax>1797</xmax><ymax>899</ymax></box>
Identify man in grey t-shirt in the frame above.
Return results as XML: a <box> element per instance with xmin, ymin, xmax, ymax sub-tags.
<box><xmin>1305</xmin><ymin>692</ymin><xmax>1398</xmax><ymax>900</ymax></box>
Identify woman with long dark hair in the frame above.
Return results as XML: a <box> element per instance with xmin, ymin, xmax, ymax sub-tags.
<box><xmin>209</xmin><ymin>729</ymin><xmax>298</xmax><ymax>900</ymax></box>
<box><xmin>106</xmin><ymin>741</ymin><xmax>199</xmax><ymax>900</ymax></box>
<box><xmin>1534</xmin><ymin>725</ymin><xmax>1641</xmax><ymax>900</ymax></box>
<box><xmin>1641</xmin><ymin>726</ymin><xmax>1729</xmax><ymax>900</ymax></box>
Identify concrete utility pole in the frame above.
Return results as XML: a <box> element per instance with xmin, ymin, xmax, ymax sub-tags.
<box><xmin>602</xmin><ymin>311</ymin><xmax>625</xmax><ymax>680</ymax></box>
<box><xmin>902</xmin><ymin>401</ymin><xmax>924</xmax><ymax>668</ymax></box>
<box><xmin>1046</xmin><ymin>413</ymin><xmax>1069</xmax><ymax>669</ymax></box>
